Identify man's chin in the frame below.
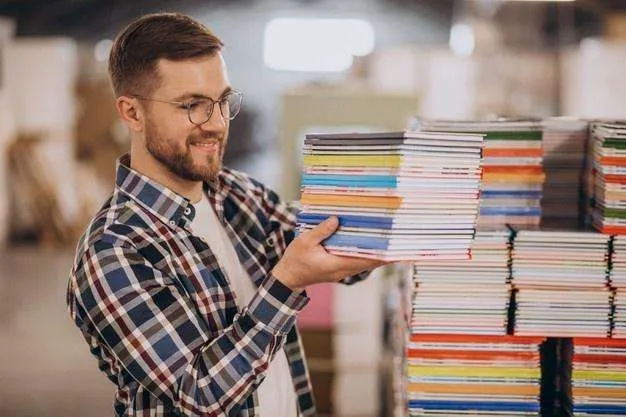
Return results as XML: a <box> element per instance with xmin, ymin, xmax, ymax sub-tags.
<box><xmin>189</xmin><ymin>165</ymin><xmax>221</xmax><ymax>182</ymax></box>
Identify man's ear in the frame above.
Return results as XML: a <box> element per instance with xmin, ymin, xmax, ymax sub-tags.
<box><xmin>115</xmin><ymin>96</ymin><xmax>144</xmax><ymax>133</ymax></box>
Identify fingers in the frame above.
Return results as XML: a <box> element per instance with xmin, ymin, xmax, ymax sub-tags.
<box><xmin>327</xmin><ymin>254</ymin><xmax>388</xmax><ymax>276</ymax></box>
<box><xmin>305</xmin><ymin>216</ymin><xmax>339</xmax><ymax>244</ymax></box>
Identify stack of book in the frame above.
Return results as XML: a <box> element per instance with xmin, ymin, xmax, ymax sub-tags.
<box><xmin>406</xmin><ymin>334</ymin><xmax>543</xmax><ymax>416</ymax></box>
<box><xmin>611</xmin><ymin>235</ymin><xmax>626</xmax><ymax>338</ymax></box>
<box><xmin>589</xmin><ymin>121</ymin><xmax>626</xmax><ymax>234</ymax></box>
<box><xmin>572</xmin><ymin>338</ymin><xmax>626</xmax><ymax>416</ymax></box>
<box><xmin>412</xmin><ymin>229</ymin><xmax>512</xmax><ymax>335</ymax></box>
<box><xmin>511</xmin><ymin>230</ymin><xmax>612</xmax><ymax>337</ymax></box>
<box><xmin>541</xmin><ymin>117</ymin><xmax>588</xmax><ymax>228</ymax></box>
<box><xmin>418</xmin><ymin>119</ymin><xmax>544</xmax><ymax>227</ymax></box>
<box><xmin>297</xmin><ymin>131</ymin><xmax>483</xmax><ymax>261</ymax></box>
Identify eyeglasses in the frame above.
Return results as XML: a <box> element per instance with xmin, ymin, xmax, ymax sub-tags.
<box><xmin>133</xmin><ymin>90</ymin><xmax>244</xmax><ymax>125</ymax></box>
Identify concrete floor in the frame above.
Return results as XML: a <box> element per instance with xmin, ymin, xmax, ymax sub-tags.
<box><xmin>0</xmin><ymin>248</ymin><xmax>112</xmax><ymax>416</ymax></box>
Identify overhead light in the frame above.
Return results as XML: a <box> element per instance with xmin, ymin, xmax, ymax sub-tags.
<box><xmin>264</xmin><ymin>18</ymin><xmax>375</xmax><ymax>72</ymax></box>
<box><xmin>450</xmin><ymin>24</ymin><xmax>475</xmax><ymax>56</ymax></box>
<box><xmin>490</xmin><ymin>0</ymin><xmax>574</xmax><ymax>2</ymax></box>
<box><xmin>94</xmin><ymin>39</ymin><xmax>113</xmax><ymax>62</ymax></box>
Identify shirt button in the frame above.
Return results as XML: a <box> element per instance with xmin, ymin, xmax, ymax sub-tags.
<box><xmin>169</xmin><ymin>220</ymin><xmax>176</xmax><ymax>227</ymax></box>
<box><xmin>184</xmin><ymin>207</ymin><xmax>191</xmax><ymax>215</ymax></box>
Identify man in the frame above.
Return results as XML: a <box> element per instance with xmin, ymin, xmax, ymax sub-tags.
<box><xmin>67</xmin><ymin>12</ymin><xmax>386</xmax><ymax>417</ymax></box>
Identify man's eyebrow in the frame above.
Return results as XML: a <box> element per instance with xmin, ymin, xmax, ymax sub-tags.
<box><xmin>173</xmin><ymin>87</ymin><xmax>233</xmax><ymax>102</ymax></box>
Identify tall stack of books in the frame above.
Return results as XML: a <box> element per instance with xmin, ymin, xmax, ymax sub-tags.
<box><xmin>572</xmin><ymin>338</ymin><xmax>626</xmax><ymax>416</ymax></box>
<box><xmin>611</xmin><ymin>236</ymin><xmax>626</xmax><ymax>338</ymax></box>
<box><xmin>511</xmin><ymin>230</ymin><xmax>612</xmax><ymax>337</ymax></box>
<box><xmin>541</xmin><ymin>118</ymin><xmax>588</xmax><ymax>228</ymax></box>
<box><xmin>589</xmin><ymin>121</ymin><xmax>626</xmax><ymax>234</ymax></box>
<box><xmin>297</xmin><ymin>131</ymin><xmax>483</xmax><ymax>261</ymax></box>
<box><xmin>383</xmin><ymin>264</ymin><xmax>414</xmax><ymax>417</ymax></box>
<box><xmin>412</xmin><ymin>229</ymin><xmax>512</xmax><ymax>336</ymax></box>
<box><xmin>418</xmin><ymin>120</ymin><xmax>545</xmax><ymax>227</ymax></box>
<box><xmin>406</xmin><ymin>334</ymin><xmax>544</xmax><ymax>416</ymax></box>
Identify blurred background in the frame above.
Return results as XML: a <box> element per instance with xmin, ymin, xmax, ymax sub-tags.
<box><xmin>0</xmin><ymin>0</ymin><xmax>625</xmax><ymax>416</ymax></box>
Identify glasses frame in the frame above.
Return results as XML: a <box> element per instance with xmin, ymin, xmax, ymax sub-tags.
<box><xmin>132</xmin><ymin>90</ymin><xmax>244</xmax><ymax>125</ymax></box>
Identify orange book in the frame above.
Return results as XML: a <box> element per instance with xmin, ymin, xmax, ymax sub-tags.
<box><xmin>300</xmin><ymin>193</ymin><xmax>403</xmax><ymax>209</ymax></box>
<box><xmin>573</xmin><ymin>386</ymin><xmax>626</xmax><ymax>398</ymax></box>
<box><xmin>600</xmin><ymin>156</ymin><xmax>626</xmax><ymax>166</ymax></box>
<box><xmin>408</xmin><ymin>382</ymin><xmax>539</xmax><ymax>396</ymax></box>
<box><xmin>599</xmin><ymin>226</ymin><xmax>626</xmax><ymax>234</ymax></box>
<box><xmin>573</xmin><ymin>354</ymin><xmax>626</xmax><ymax>364</ymax></box>
<box><xmin>483</xmin><ymin>166</ymin><xmax>543</xmax><ymax>174</ymax></box>
<box><xmin>484</xmin><ymin>148</ymin><xmax>543</xmax><ymax>158</ymax></box>
<box><xmin>408</xmin><ymin>349</ymin><xmax>538</xmax><ymax>361</ymax></box>
<box><xmin>601</xmin><ymin>174</ymin><xmax>626</xmax><ymax>185</ymax></box>
<box><xmin>482</xmin><ymin>173</ymin><xmax>545</xmax><ymax>183</ymax></box>
<box><xmin>573</xmin><ymin>337</ymin><xmax>626</xmax><ymax>347</ymax></box>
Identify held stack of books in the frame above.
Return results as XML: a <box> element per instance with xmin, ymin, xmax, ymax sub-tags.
<box><xmin>541</xmin><ymin>117</ymin><xmax>588</xmax><ymax>228</ymax></box>
<box><xmin>411</xmin><ymin>228</ymin><xmax>512</xmax><ymax>335</ymax></box>
<box><xmin>418</xmin><ymin>120</ymin><xmax>545</xmax><ymax>227</ymax></box>
<box><xmin>572</xmin><ymin>338</ymin><xmax>626</xmax><ymax>416</ymax></box>
<box><xmin>296</xmin><ymin>131</ymin><xmax>484</xmax><ymax>261</ymax></box>
<box><xmin>589</xmin><ymin>121</ymin><xmax>626</xmax><ymax>234</ymax></box>
<box><xmin>406</xmin><ymin>334</ymin><xmax>544</xmax><ymax>416</ymax></box>
<box><xmin>511</xmin><ymin>229</ymin><xmax>612</xmax><ymax>337</ymax></box>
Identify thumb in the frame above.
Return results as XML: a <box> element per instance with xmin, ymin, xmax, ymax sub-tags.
<box><xmin>307</xmin><ymin>216</ymin><xmax>339</xmax><ymax>243</ymax></box>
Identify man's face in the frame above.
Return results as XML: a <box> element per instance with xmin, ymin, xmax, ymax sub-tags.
<box><xmin>143</xmin><ymin>54</ymin><xmax>231</xmax><ymax>182</ymax></box>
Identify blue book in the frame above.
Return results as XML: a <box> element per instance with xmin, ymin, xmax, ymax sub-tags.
<box><xmin>480</xmin><ymin>207</ymin><xmax>541</xmax><ymax>216</ymax></box>
<box><xmin>297</xmin><ymin>213</ymin><xmax>394</xmax><ymax>229</ymax></box>
<box><xmin>573</xmin><ymin>404</ymin><xmax>626</xmax><ymax>414</ymax></box>
<box><xmin>302</xmin><ymin>174</ymin><xmax>398</xmax><ymax>188</ymax></box>
<box><xmin>323</xmin><ymin>233</ymin><xmax>391</xmax><ymax>250</ymax></box>
<box><xmin>482</xmin><ymin>190</ymin><xmax>543</xmax><ymax>198</ymax></box>
<box><xmin>408</xmin><ymin>400</ymin><xmax>540</xmax><ymax>412</ymax></box>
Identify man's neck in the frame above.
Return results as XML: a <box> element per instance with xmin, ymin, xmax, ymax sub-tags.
<box><xmin>130</xmin><ymin>145</ymin><xmax>203</xmax><ymax>203</ymax></box>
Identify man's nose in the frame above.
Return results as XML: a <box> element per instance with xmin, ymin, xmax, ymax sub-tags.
<box><xmin>200</xmin><ymin>101</ymin><xmax>227</xmax><ymax>130</ymax></box>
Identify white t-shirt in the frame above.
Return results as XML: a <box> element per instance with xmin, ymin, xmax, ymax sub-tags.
<box><xmin>191</xmin><ymin>194</ymin><xmax>298</xmax><ymax>416</ymax></box>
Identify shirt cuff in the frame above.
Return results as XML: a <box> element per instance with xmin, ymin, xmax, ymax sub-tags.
<box><xmin>245</xmin><ymin>273</ymin><xmax>309</xmax><ymax>335</ymax></box>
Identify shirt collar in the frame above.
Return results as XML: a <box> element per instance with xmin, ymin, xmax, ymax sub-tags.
<box><xmin>115</xmin><ymin>154</ymin><xmax>196</xmax><ymax>228</ymax></box>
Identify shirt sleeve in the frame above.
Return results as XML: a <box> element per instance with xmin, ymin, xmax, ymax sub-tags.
<box><xmin>70</xmin><ymin>235</ymin><xmax>309</xmax><ymax>416</ymax></box>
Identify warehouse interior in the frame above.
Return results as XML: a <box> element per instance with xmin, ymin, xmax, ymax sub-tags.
<box><xmin>1</xmin><ymin>0</ymin><xmax>626</xmax><ymax>416</ymax></box>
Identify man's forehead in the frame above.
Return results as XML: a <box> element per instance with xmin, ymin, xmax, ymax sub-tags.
<box><xmin>154</xmin><ymin>54</ymin><xmax>229</xmax><ymax>95</ymax></box>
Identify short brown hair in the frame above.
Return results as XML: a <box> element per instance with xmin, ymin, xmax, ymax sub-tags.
<box><xmin>108</xmin><ymin>12</ymin><xmax>224</xmax><ymax>97</ymax></box>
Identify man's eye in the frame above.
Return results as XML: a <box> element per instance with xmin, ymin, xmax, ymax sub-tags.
<box><xmin>182</xmin><ymin>101</ymin><xmax>204</xmax><ymax>109</ymax></box>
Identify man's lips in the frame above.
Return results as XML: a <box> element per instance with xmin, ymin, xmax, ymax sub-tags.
<box><xmin>190</xmin><ymin>140</ymin><xmax>220</xmax><ymax>153</ymax></box>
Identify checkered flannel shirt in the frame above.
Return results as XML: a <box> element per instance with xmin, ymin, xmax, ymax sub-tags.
<box><xmin>67</xmin><ymin>154</ymin><xmax>363</xmax><ymax>416</ymax></box>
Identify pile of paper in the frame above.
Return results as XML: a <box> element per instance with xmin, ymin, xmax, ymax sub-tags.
<box><xmin>406</xmin><ymin>334</ymin><xmax>543</xmax><ymax>416</ymax></box>
<box><xmin>511</xmin><ymin>230</ymin><xmax>611</xmax><ymax>337</ymax></box>
<box><xmin>418</xmin><ymin>120</ymin><xmax>544</xmax><ymax>227</ymax></box>
<box><xmin>297</xmin><ymin>131</ymin><xmax>484</xmax><ymax>261</ymax></box>
<box><xmin>610</xmin><ymin>235</ymin><xmax>626</xmax><ymax>338</ymax></box>
<box><xmin>572</xmin><ymin>338</ymin><xmax>626</xmax><ymax>416</ymax></box>
<box><xmin>589</xmin><ymin>121</ymin><xmax>626</xmax><ymax>234</ymax></box>
<box><xmin>541</xmin><ymin>118</ymin><xmax>588</xmax><ymax>228</ymax></box>
<box><xmin>412</xmin><ymin>228</ymin><xmax>512</xmax><ymax>335</ymax></box>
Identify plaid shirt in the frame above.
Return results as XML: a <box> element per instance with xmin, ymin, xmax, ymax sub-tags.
<box><xmin>68</xmin><ymin>154</ymin><xmax>358</xmax><ymax>416</ymax></box>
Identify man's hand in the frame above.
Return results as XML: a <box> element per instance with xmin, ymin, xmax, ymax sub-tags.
<box><xmin>272</xmin><ymin>216</ymin><xmax>389</xmax><ymax>291</ymax></box>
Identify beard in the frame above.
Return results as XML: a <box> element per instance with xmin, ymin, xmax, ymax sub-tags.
<box><xmin>145</xmin><ymin>119</ymin><xmax>225</xmax><ymax>183</ymax></box>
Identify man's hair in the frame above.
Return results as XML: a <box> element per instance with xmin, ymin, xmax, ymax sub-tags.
<box><xmin>108</xmin><ymin>12</ymin><xmax>224</xmax><ymax>97</ymax></box>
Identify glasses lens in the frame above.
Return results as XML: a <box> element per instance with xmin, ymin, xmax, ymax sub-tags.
<box><xmin>224</xmin><ymin>92</ymin><xmax>243</xmax><ymax>120</ymax></box>
<box><xmin>188</xmin><ymin>100</ymin><xmax>214</xmax><ymax>125</ymax></box>
<box><xmin>187</xmin><ymin>92</ymin><xmax>243</xmax><ymax>124</ymax></box>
